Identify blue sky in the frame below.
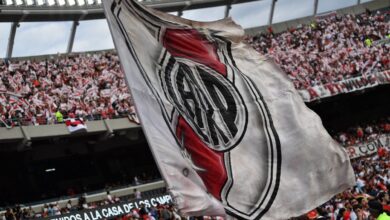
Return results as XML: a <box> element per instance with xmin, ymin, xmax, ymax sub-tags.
<box><xmin>0</xmin><ymin>0</ymin><xmax>373</xmax><ymax>58</ymax></box>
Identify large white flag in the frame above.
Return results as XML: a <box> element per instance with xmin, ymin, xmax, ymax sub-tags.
<box><xmin>103</xmin><ymin>1</ymin><xmax>355</xmax><ymax>219</ymax></box>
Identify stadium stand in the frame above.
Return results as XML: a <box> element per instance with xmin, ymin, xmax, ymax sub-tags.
<box><xmin>0</xmin><ymin>116</ymin><xmax>388</xmax><ymax>219</ymax></box>
<box><xmin>0</xmin><ymin>131</ymin><xmax>165</xmax><ymax>217</ymax></box>
<box><xmin>247</xmin><ymin>10</ymin><xmax>390</xmax><ymax>91</ymax></box>
<box><xmin>332</xmin><ymin>117</ymin><xmax>390</xmax><ymax>147</ymax></box>
<box><xmin>1</xmin><ymin>184</ymin><xmax>170</xmax><ymax>220</ymax></box>
<box><xmin>1</xmin><ymin>9</ymin><xmax>388</xmax><ymax>128</ymax></box>
<box><xmin>0</xmin><ymin>52</ymin><xmax>135</xmax><ymax>128</ymax></box>
<box><xmin>291</xmin><ymin>141</ymin><xmax>390</xmax><ymax>220</ymax></box>
<box><xmin>0</xmin><ymin>0</ymin><xmax>389</xmax><ymax>220</ymax></box>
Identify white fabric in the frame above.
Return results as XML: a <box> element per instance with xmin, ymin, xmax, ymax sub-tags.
<box><xmin>65</xmin><ymin>118</ymin><xmax>87</xmax><ymax>133</ymax></box>
<box><xmin>103</xmin><ymin>1</ymin><xmax>355</xmax><ymax>219</ymax></box>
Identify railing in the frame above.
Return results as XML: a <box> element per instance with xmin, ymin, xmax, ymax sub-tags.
<box><xmin>0</xmin><ymin>0</ymin><xmax>103</xmax><ymax>8</ymax></box>
<box><xmin>0</xmin><ymin>179</ymin><xmax>166</xmax><ymax>214</ymax></box>
<box><xmin>0</xmin><ymin>112</ymin><xmax>138</xmax><ymax>128</ymax></box>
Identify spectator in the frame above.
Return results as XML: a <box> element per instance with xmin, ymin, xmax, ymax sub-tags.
<box><xmin>138</xmin><ymin>204</ymin><xmax>149</xmax><ymax>219</ymax></box>
<box><xmin>66</xmin><ymin>200</ymin><xmax>72</xmax><ymax>211</ymax></box>
<box><xmin>159</xmin><ymin>205</ymin><xmax>172</xmax><ymax>220</ymax></box>
<box><xmin>107</xmin><ymin>191</ymin><xmax>114</xmax><ymax>204</ymax></box>
<box><xmin>333</xmin><ymin>117</ymin><xmax>390</xmax><ymax>147</ymax></box>
<box><xmin>77</xmin><ymin>196</ymin><xmax>86</xmax><ymax>211</ymax></box>
<box><xmin>368</xmin><ymin>200</ymin><xmax>390</xmax><ymax>220</ymax></box>
<box><xmin>134</xmin><ymin>176</ymin><xmax>140</xmax><ymax>185</ymax></box>
<box><xmin>4</xmin><ymin>208</ymin><xmax>15</xmax><ymax>220</ymax></box>
<box><xmin>134</xmin><ymin>188</ymin><xmax>142</xmax><ymax>200</ymax></box>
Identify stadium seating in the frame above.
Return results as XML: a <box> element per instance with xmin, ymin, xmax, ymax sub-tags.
<box><xmin>0</xmin><ymin>52</ymin><xmax>135</xmax><ymax>127</ymax></box>
<box><xmin>0</xmin><ymin>2</ymin><xmax>389</xmax><ymax>219</ymax></box>
<box><xmin>247</xmin><ymin>10</ymin><xmax>390</xmax><ymax>91</ymax></box>
<box><xmin>333</xmin><ymin>118</ymin><xmax>390</xmax><ymax>147</ymax></box>
<box><xmin>1</xmin><ymin>10</ymin><xmax>388</xmax><ymax>128</ymax></box>
<box><xmin>245</xmin><ymin>10</ymin><xmax>390</xmax><ymax>218</ymax></box>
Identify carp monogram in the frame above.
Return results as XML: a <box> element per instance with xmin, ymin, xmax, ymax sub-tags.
<box><xmin>110</xmin><ymin>1</ymin><xmax>281</xmax><ymax>219</ymax></box>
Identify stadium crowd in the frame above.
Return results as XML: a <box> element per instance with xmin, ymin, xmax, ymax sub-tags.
<box><xmin>0</xmin><ymin>52</ymin><xmax>135</xmax><ymax>127</ymax></box>
<box><xmin>0</xmin><ymin>5</ymin><xmax>389</xmax><ymax>220</ymax></box>
<box><xmin>333</xmin><ymin>118</ymin><xmax>390</xmax><ymax>147</ymax></box>
<box><xmin>2</xmin><ymin>186</ymin><xmax>196</xmax><ymax>220</ymax></box>
<box><xmin>4</xmin><ymin>148</ymin><xmax>390</xmax><ymax>220</ymax></box>
<box><xmin>1</xmin><ymin>191</ymin><xmax>179</xmax><ymax>220</ymax></box>
<box><xmin>0</xmin><ymin>11</ymin><xmax>388</xmax><ymax>128</ymax></box>
<box><xmin>1</xmin><ymin>173</ymin><xmax>165</xmax><ymax>220</ymax></box>
<box><xmin>292</xmin><ymin>142</ymin><xmax>390</xmax><ymax>220</ymax></box>
<box><xmin>1</xmin><ymin>117</ymin><xmax>388</xmax><ymax>220</ymax></box>
<box><xmin>2</xmin><ymin>193</ymin><xmax>221</xmax><ymax>220</ymax></box>
<box><xmin>247</xmin><ymin>10</ymin><xmax>390</xmax><ymax>90</ymax></box>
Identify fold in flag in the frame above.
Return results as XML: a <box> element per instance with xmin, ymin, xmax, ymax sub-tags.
<box><xmin>103</xmin><ymin>1</ymin><xmax>355</xmax><ymax>219</ymax></box>
<box><xmin>65</xmin><ymin>118</ymin><xmax>87</xmax><ymax>133</ymax></box>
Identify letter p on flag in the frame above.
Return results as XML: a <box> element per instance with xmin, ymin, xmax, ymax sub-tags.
<box><xmin>103</xmin><ymin>1</ymin><xmax>355</xmax><ymax>219</ymax></box>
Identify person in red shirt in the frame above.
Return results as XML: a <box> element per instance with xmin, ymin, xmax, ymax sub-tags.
<box><xmin>378</xmin><ymin>146</ymin><xmax>387</xmax><ymax>158</ymax></box>
<box><xmin>307</xmin><ymin>210</ymin><xmax>318</xmax><ymax>219</ymax></box>
<box><xmin>356</xmin><ymin>127</ymin><xmax>364</xmax><ymax>139</ymax></box>
<box><xmin>68</xmin><ymin>112</ymin><xmax>75</xmax><ymax>119</ymax></box>
<box><xmin>343</xmin><ymin>209</ymin><xmax>350</xmax><ymax>220</ymax></box>
<box><xmin>101</xmin><ymin>110</ymin><xmax>107</xmax><ymax>120</ymax></box>
<box><xmin>32</xmin><ymin>79</ymin><xmax>40</xmax><ymax>87</ymax></box>
<box><xmin>378</xmin><ymin>180</ymin><xmax>387</xmax><ymax>192</ymax></box>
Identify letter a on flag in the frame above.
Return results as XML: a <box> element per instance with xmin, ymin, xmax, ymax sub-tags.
<box><xmin>103</xmin><ymin>1</ymin><xmax>355</xmax><ymax>219</ymax></box>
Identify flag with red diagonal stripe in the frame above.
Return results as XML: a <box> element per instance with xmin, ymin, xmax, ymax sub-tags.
<box><xmin>103</xmin><ymin>1</ymin><xmax>355</xmax><ymax>219</ymax></box>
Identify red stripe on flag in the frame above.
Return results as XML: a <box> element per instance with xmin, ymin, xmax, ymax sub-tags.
<box><xmin>163</xmin><ymin>29</ymin><xmax>227</xmax><ymax>76</ymax></box>
<box><xmin>176</xmin><ymin>116</ymin><xmax>227</xmax><ymax>200</ymax></box>
<box><xmin>65</xmin><ymin>119</ymin><xmax>84</xmax><ymax>127</ymax></box>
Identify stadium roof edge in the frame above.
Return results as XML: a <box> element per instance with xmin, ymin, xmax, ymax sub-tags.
<box><xmin>0</xmin><ymin>0</ymin><xmax>259</xmax><ymax>22</ymax></box>
<box><xmin>1</xmin><ymin>0</ymin><xmax>388</xmax><ymax>60</ymax></box>
<box><xmin>245</xmin><ymin>0</ymin><xmax>390</xmax><ymax>35</ymax></box>
<box><xmin>1</xmin><ymin>0</ymin><xmax>388</xmax><ymax>58</ymax></box>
